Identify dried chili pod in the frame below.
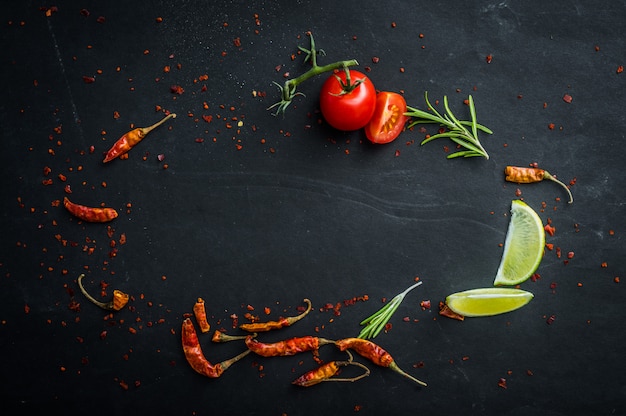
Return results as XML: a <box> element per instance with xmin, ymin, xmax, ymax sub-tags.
<box><xmin>193</xmin><ymin>298</ymin><xmax>211</xmax><ymax>333</ymax></box>
<box><xmin>504</xmin><ymin>166</ymin><xmax>573</xmax><ymax>204</ymax></box>
<box><xmin>77</xmin><ymin>273</ymin><xmax>129</xmax><ymax>311</ymax></box>
<box><xmin>292</xmin><ymin>350</ymin><xmax>370</xmax><ymax>387</ymax></box>
<box><xmin>334</xmin><ymin>337</ymin><xmax>427</xmax><ymax>387</ymax></box>
<box><xmin>239</xmin><ymin>299</ymin><xmax>312</xmax><ymax>332</ymax></box>
<box><xmin>245</xmin><ymin>335</ymin><xmax>335</xmax><ymax>357</ymax></box>
<box><xmin>64</xmin><ymin>197</ymin><xmax>118</xmax><ymax>223</ymax></box>
<box><xmin>103</xmin><ymin>113</ymin><xmax>176</xmax><ymax>163</ymax></box>
<box><xmin>182</xmin><ymin>318</ymin><xmax>250</xmax><ymax>378</ymax></box>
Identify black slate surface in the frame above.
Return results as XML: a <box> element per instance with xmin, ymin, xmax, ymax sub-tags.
<box><xmin>1</xmin><ymin>1</ymin><xmax>625</xmax><ymax>415</ymax></box>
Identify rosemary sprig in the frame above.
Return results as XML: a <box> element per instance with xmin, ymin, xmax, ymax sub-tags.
<box><xmin>357</xmin><ymin>281</ymin><xmax>423</xmax><ymax>339</ymax></box>
<box><xmin>405</xmin><ymin>92</ymin><xmax>493</xmax><ymax>159</ymax></box>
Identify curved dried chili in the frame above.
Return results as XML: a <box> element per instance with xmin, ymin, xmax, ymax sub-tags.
<box><xmin>334</xmin><ymin>337</ymin><xmax>427</xmax><ymax>387</ymax></box>
<box><xmin>64</xmin><ymin>197</ymin><xmax>118</xmax><ymax>223</ymax></box>
<box><xmin>181</xmin><ymin>318</ymin><xmax>249</xmax><ymax>378</ymax></box>
<box><xmin>239</xmin><ymin>299</ymin><xmax>312</xmax><ymax>332</ymax></box>
<box><xmin>103</xmin><ymin>113</ymin><xmax>176</xmax><ymax>163</ymax></box>
<box><xmin>77</xmin><ymin>273</ymin><xmax>129</xmax><ymax>311</ymax></box>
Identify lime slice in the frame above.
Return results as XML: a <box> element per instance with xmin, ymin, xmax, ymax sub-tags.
<box><xmin>445</xmin><ymin>288</ymin><xmax>534</xmax><ymax>317</ymax></box>
<box><xmin>493</xmin><ymin>200</ymin><xmax>545</xmax><ymax>286</ymax></box>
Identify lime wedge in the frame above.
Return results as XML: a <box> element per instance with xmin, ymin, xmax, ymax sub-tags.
<box><xmin>493</xmin><ymin>200</ymin><xmax>545</xmax><ymax>286</ymax></box>
<box><xmin>445</xmin><ymin>288</ymin><xmax>534</xmax><ymax>317</ymax></box>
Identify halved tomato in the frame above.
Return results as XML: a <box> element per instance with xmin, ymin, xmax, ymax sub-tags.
<box><xmin>364</xmin><ymin>92</ymin><xmax>407</xmax><ymax>144</ymax></box>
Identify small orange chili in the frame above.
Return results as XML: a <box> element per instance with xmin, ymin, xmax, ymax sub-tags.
<box><xmin>77</xmin><ymin>273</ymin><xmax>129</xmax><ymax>311</ymax></box>
<box><xmin>504</xmin><ymin>166</ymin><xmax>573</xmax><ymax>204</ymax></box>
<box><xmin>334</xmin><ymin>337</ymin><xmax>427</xmax><ymax>387</ymax></box>
<box><xmin>103</xmin><ymin>113</ymin><xmax>176</xmax><ymax>163</ymax></box>
<box><xmin>292</xmin><ymin>350</ymin><xmax>370</xmax><ymax>387</ymax></box>
<box><xmin>193</xmin><ymin>298</ymin><xmax>211</xmax><ymax>333</ymax></box>
<box><xmin>63</xmin><ymin>197</ymin><xmax>118</xmax><ymax>222</ymax></box>
<box><xmin>239</xmin><ymin>299</ymin><xmax>312</xmax><ymax>332</ymax></box>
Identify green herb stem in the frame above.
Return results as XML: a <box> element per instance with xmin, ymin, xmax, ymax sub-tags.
<box><xmin>405</xmin><ymin>92</ymin><xmax>492</xmax><ymax>159</ymax></box>
<box><xmin>357</xmin><ymin>281</ymin><xmax>423</xmax><ymax>339</ymax></box>
<box><xmin>268</xmin><ymin>33</ymin><xmax>358</xmax><ymax>116</ymax></box>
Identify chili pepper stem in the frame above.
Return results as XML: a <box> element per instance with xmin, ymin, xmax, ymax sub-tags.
<box><xmin>286</xmin><ymin>298</ymin><xmax>312</xmax><ymax>325</ymax></box>
<box><xmin>139</xmin><ymin>113</ymin><xmax>176</xmax><ymax>135</ymax></box>
<box><xmin>212</xmin><ymin>330</ymin><xmax>256</xmax><ymax>343</ymax></box>
<box><xmin>389</xmin><ymin>362</ymin><xmax>428</xmax><ymax>387</ymax></box>
<box><xmin>543</xmin><ymin>171</ymin><xmax>574</xmax><ymax>204</ymax></box>
<box><xmin>77</xmin><ymin>273</ymin><xmax>114</xmax><ymax>310</ymax></box>
<box><xmin>218</xmin><ymin>349</ymin><xmax>251</xmax><ymax>372</ymax></box>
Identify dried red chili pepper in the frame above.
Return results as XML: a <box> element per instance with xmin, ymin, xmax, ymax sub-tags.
<box><xmin>193</xmin><ymin>298</ymin><xmax>210</xmax><ymax>333</ymax></box>
<box><xmin>292</xmin><ymin>350</ymin><xmax>370</xmax><ymax>387</ymax></box>
<box><xmin>63</xmin><ymin>197</ymin><xmax>118</xmax><ymax>222</ymax></box>
<box><xmin>334</xmin><ymin>337</ymin><xmax>427</xmax><ymax>387</ymax></box>
<box><xmin>77</xmin><ymin>273</ymin><xmax>129</xmax><ymax>311</ymax></box>
<box><xmin>103</xmin><ymin>113</ymin><xmax>176</xmax><ymax>163</ymax></box>
<box><xmin>211</xmin><ymin>330</ymin><xmax>251</xmax><ymax>343</ymax></box>
<box><xmin>239</xmin><ymin>299</ymin><xmax>312</xmax><ymax>332</ymax></box>
<box><xmin>504</xmin><ymin>166</ymin><xmax>573</xmax><ymax>204</ymax></box>
<box><xmin>181</xmin><ymin>318</ymin><xmax>250</xmax><ymax>378</ymax></box>
<box><xmin>244</xmin><ymin>335</ymin><xmax>334</xmax><ymax>357</ymax></box>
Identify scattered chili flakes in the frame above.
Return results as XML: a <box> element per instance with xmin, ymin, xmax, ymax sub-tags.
<box><xmin>614</xmin><ymin>277</ymin><xmax>620</xmax><ymax>283</ymax></box>
<box><xmin>420</xmin><ymin>300</ymin><xmax>431</xmax><ymax>310</ymax></box>
<box><xmin>170</xmin><ymin>85</ymin><xmax>184</xmax><ymax>95</ymax></box>
<box><xmin>617</xmin><ymin>65</ymin><xmax>624</xmax><ymax>74</ymax></box>
<box><xmin>546</xmin><ymin>314</ymin><xmax>556</xmax><ymax>325</ymax></box>
<box><xmin>498</xmin><ymin>378</ymin><xmax>507</xmax><ymax>389</ymax></box>
<box><xmin>486</xmin><ymin>54</ymin><xmax>493</xmax><ymax>64</ymax></box>
<box><xmin>562</xmin><ymin>94</ymin><xmax>573</xmax><ymax>103</ymax></box>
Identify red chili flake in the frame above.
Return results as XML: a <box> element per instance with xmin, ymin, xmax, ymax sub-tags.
<box><xmin>498</xmin><ymin>378</ymin><xmax>507</xmax><ymax>389</ymax></box>
<box><xmin>601</xmin><ymin>262</ymin><xmax>608</xmax><ymax>268</ymax></box>
<box><xmin>515</xmin><ymin>188</ymin><xmax>522</xmax><ymax>197</ymax></box>
<box><xmin>550</xmin><ymin>282</ymin><xmax>557</xmax><ymax>290</ymax></box>
<box><xmin>157</xmin><ymin>154</ymin><xmax>165</xmax><ymax>162</ymax></box>
<box><xmin>372</xmin><ymin>56</ymin><xmax>380</xmax><ymax>64</ymax></box>
<box><xmin>546</xmin><ymin>315</ymin><xmax>556</xmax><ymax>325</ymax></box>
<box><xmin>567</xmin><ymin>251</ymin><xmax>574</xmax><ymax>259</ymax></box>
<box><xmin>394</xmin><ymin>149</ymin><xmax>401</xmax><ymax>157</ymax></box>
<box><xmin>548</xmin><ymin>123</ymin><xmax>555</xmax><ymax>130</ymax></box>
<box><xmin>24</xmin><ymin>304</ymin><xmax>30</xmax><ymax>314</ymax></box>
<box><xmin>170</xmin><ymin>85</ymin><xmax>184</xmax><ymax>95</ymax></box>
<box><xmin>486</xmin><ymin>54</ymin><xmax>493</xmax><ymax>64</ymax></box>
<box><xmin>79</xmin><ymin>9</ymin><xmax>90</xmax><ymax>16</ymax></box>
<box><xmin>96</xmin><ymin>16</ymin><xmax>106</xmax><ymax>24</ymax></box>
<box><xmin>615</xmin><ymin>277</ymin><xmax>620</xmax><ymax>283</ymax></box>
<box><xmin>617</xmin><ymin>65</ymin><xmax>624</xmax><ymax>74</ymax></box>
<box><xmin>82</xmin><ymin>76</ymin><xmax>95</xmax><ymax>84</ymax></box>
<box><xmin>545</xmin><ymin>243</ymin><xmax>554</xmax><ymax>251</ymax></box>
<box><xmin>530</xmin><ymin>273</ymin><xmax>541</xmax><ymax>282</ymax></box>
<box><xmin>195</xmin><ymin>138</ymin><xmax>205</xmax><ymax>143</ymax></box>
<box><xmin>556</xmin><ymin>247</ymin><xmax>562</xmax><ymax>258</ymax></box>
<box><xmin>544</xmin><ymin>224</ymin><xmax>556</xmax><ymax>236</ymax></box>
<box><xmin>420</xmin><ymin>300</ymin><xmax>431</xmax><ymax>310</ymax></box>
<box><xmin>562</xmin><ymin>94</ymin><xmax>573</xmax><ymax>103</ymax></box>
<box><xmin>233</xmin><ymin>37</ymin><xmax>241</xmax><ymax>47</ymax></box>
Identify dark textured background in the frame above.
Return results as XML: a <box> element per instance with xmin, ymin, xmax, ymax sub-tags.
<box><xmin>1</xmin><ymin>1</ymin><xmax>624</xmax><ymax>415</ymax></box>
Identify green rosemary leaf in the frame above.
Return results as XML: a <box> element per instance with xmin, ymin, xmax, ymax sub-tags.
<box><xmin>468</xmin><ymin>95</ymin><xmax>479</xmax><ymax>141</ymax></box>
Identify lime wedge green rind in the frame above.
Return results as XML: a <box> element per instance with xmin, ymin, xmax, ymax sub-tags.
<box><xmin>445</xmin><ymin>288</ymin><xmax>534</xmax><ymax>317</ymax></box>
<box><xmin>493</xmin><ymin>200</ymin><xmax>546</xmax><ymax>286</ymax></box>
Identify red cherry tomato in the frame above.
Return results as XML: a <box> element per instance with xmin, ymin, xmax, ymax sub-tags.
<box><xmin>319</xmin><ymin>70</ymin><xmax>376</xmax><ymax>131</ymax></box>
<box><xmin>364</xmin><ymin>91</ymin><xmax>408</xmax><ymax>144</ymax></box>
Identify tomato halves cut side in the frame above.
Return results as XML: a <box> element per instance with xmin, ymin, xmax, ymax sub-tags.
<box><xmin>319</xmin><ymin>70</ymin><xmax>377</xmax><ymax>131</ymax></box>
<box><xmin>365</xmin><ymin>92</ymin><xmax>407</xmax><ymax>144</ymax></box>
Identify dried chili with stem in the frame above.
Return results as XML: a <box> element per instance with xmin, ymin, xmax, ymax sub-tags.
<box><xmin>504</xmin><ymin>166</ymin><xmax>573</xmax><ymax>204</ymax></box>
<box><xmin>63</xmin><ymin>197</ymin><xmax>118</xmax><ymax>223</ymax></box>
<box><xmin>193</xmin><ymin>298</ymin><xmax>211</xmax><ymax>333</ymax></box>
<box><xmin>405</xmin><ymin>92</ymin><xmax>492</xmax><ymax>159</ymax></box>
<box><xmin>103</xmin><ymin>113</ymin><xmax>176</xmax><ymax>163</ymax></box>
<box><xmin>268</xmin><ymin>33</ymin><xmax>358</xmax><ymax>116</ymax></box>
<box><xmin>239</xmin><ymin>299</ymin><xmax>312</xmax><ymax>332</ymax></box>
<box><xmin>292</xmin><ymin>350</ymin><xmax>370</xmax><ymax>387</ymax></box>
<box><xmin>358</xmin><ymin>281</ymin><xmax>423</xmax><ymax>339</ymax></box>
<box><xmin>245</xmin><ymin>335</ymin><xmax>335</xmax><ymax>357</ymax></box>
<box><xmin>77</xmin><ymin>273</ymin><xmax>129</xmax><ymax>311</ymax></box>
<box><xmin>335</xmin><ymin>337</ymin><xmax>427</xmax><ymax>387</ymax></box>
<box><xmin>211</xmin><ymin>330</ymin><xmax>254</xmax><ymax>343</ymax></box>
<box><xmin>182</xmin><ymin>318</ymin><xmax>250</xmax><ymax>378</ymax></box>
